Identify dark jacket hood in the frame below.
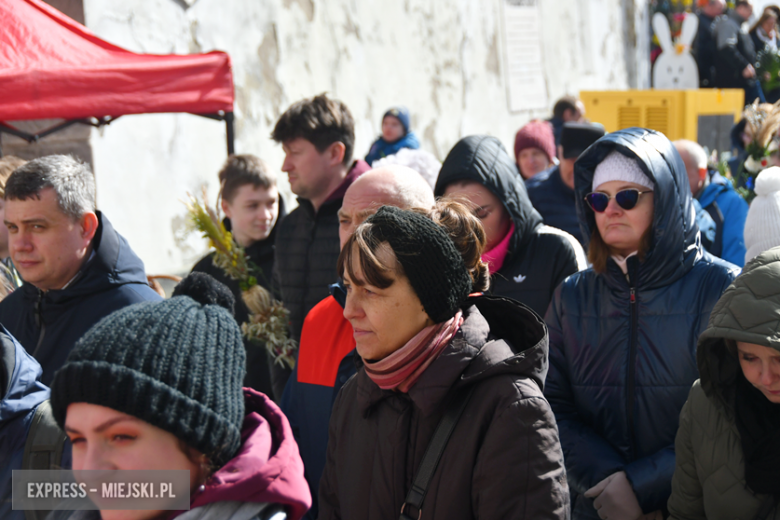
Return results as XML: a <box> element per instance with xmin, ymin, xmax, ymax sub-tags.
<box><xmin>20</xmin><ymin>211</ymin><xmax>151</xmax><ymax>305</ymax></box>
<box><xmin>0</xmin><ymin>326</ymin><xmax>48</xmax><ymax>423</ymax></box>
<box><xmin>697</xmin><ymin>247</ymin><xmax>780</xmax><ymax>414</ymax></box>
<box><xmin>188</xmin><ymin>388</ymin><xmax>311</xmax><ymax>520</ymax></box>
<box><xmin>574</xmin><ymin>127</ymin><xmax>701</xmax><ymax>290</ymax></box>
<box><xmin>358</xmin><ymin>294</ymin><xmax>548</xmax><ymax>416</ymax></box>
<box><xmin>434</xmin><ymin>135</ymin><xmax>544</xmax><ymax>255</ymax></box>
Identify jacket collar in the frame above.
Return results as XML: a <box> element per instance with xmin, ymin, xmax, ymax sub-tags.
<box><xmin>356</xmin><ymin>295</ymin><xmax>548</xmax><ymax>417</ymax></box>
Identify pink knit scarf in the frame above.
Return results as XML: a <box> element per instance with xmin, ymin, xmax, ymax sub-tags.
<box><xmin>481</xmin><ymin>222</ymin><xmax>515</xmax><ymax>274</ymax></box>
<box><xmin>363</xmin><ymin>310</ymin><xmax>464</xmax><ymax>393</ymax></box>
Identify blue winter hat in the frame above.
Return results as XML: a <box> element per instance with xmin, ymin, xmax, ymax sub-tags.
<box><xmin>383</xmin><ymin>106</ymin><xmax>411</xmax><ymax>134</ymax></box>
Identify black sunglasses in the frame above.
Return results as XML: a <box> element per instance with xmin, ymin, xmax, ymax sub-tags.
<box><xmin>584</xmin><ymin>189</ymin><xmax>652</xmax><ymax>212</ymax></box>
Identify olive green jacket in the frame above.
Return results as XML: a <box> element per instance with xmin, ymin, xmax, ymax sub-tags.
<box><xmin>668</xmin><ymin>247</ymin><xmax>780</xmax><ymax>520</ymax></box>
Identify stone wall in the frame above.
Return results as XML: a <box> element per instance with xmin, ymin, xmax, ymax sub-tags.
<box><xmin>82</xmin><ymin>0</ymin><xmax>648</xmax><ymax>274</ymax></box>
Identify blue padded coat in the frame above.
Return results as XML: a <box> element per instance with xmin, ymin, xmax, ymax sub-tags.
<box><xmin>544</xmin><ymin>128</ymin><xmax>740</xmax><ymax>518</ymax></box>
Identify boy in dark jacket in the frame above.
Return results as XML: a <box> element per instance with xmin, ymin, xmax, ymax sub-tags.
<box><xmin>435</xmin><ymin>135</ymin><xmax>586</xmax><ymax>317</ymax></box>
<box><xmin>191</xmin><ymin>154</ymin><xmax>285</xmax><ymax>397</ymax></box>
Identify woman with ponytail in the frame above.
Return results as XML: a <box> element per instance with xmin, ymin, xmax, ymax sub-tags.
<box><xmin>318</xmin><ymin>201</ymin><xmax>569</xmax><ymax>520</ymax></box>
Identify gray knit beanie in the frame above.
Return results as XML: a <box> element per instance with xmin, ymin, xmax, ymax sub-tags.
<box><xmin>51</xmin><ymin>275</ymin><xmax>246</xmax><ymax>467</ymax></box>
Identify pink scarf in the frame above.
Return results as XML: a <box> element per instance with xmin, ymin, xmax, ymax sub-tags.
<box><xmin>363</xmin><ymin>311</ymin><xmax>464</xmax><ymax>393</ymax></box>
<box><xmin>481</xmin><ymin>222</ymin><xmax>515</xmax><ymax>274</ymax></box>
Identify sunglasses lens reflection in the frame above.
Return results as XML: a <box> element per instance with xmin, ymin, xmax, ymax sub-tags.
<box><xmin>586</xmin><ymin>193</ymin><xmax>609</xmax><ymax>212</ymax></box>
<box><xmin>615</xmin><ymin>189</ymin><xmax>640</xmax><ymax>210</ymax></box>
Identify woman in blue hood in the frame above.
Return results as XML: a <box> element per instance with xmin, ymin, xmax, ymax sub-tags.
<box><xmin>544</xmin><ymin>128</ymin><xmax>739</xmax><ymax>520</ymax></box>
<box><xmin>364</xmin><ymin>106</ymin><xmax>420</xmax><ymax>165</ymax></box>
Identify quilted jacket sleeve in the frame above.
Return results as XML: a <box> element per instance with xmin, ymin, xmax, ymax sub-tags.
<box><xmin>623</xmin><ymin>444</ymin><xmax>676</xmax><ymax>513</ymax></box>
<box><xmin>667</xmin><ymin>384</ymin><xmax>707</xmax><ymax>520</ymax></box>
<box><xmin>543</xmin><ymin>286</ymin><xmax>626</xmax><ymax>494</ymax></box>
<box><xmin>472</xmin><ymin>394</ymin><xmax>570</xmax><ymax>520</ymax></box>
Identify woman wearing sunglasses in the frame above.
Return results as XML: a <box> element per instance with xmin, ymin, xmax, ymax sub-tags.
<box><xmin>544</xmin><ymin>128</ymin><xmax>739</xmax><ymax>520</ymax></box>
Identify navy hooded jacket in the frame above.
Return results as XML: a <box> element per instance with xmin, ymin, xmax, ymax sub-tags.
<box><xmin>0</xmin><ymin>212</ymin><xmax>161</xmax><ymax>384</ymax></box>
<box><xmin>0</xmin><ymin>327</ymin><xmax>70</xmax><ymax>520</ymax></box>
<box><xmin>543</xmin><ymin>128</ymin><xmax>739</xmax><ymax>518</ymax></box>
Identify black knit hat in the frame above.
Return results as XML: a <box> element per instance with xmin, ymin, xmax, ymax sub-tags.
<box><xmin>51</xmin><ymin>275</ymin><xmax>246</xmax><ymax>467</ymax></box>
<box><xmin>561</xmin><ymin>122</ymin><xmax>606</xmax><ymax>159</ymax></box>
<box><xmin>364</xmin><ymin>206</ymin><xmax>472</xmax><ymax>323</ymax></box>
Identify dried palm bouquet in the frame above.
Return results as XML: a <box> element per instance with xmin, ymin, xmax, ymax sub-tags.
<box><xmin>739</xmin><ymin>100</ymin><xmax>780</xmax><ymax>202</ymax></box>
<box><xmin>185</xmin><ymin>189</ymin><xmax>296</xmax><ymax>368</ymax></box>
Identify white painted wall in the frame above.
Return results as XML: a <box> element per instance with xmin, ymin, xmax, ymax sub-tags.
<box><xmin>84</xmin><ymin>0</ymin><xmax>646</xmax><ymax>275</ymax></box>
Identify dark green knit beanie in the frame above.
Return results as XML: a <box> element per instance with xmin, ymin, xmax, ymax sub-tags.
<box><xmin>51</xmin><ymin>275</ymin><xmax>246</xmax><ymax>467</ymax></box>
<box><xmin>362</xmin><ymin>206</ymin><xmax>472</xmax><ymax>323</ymax></box>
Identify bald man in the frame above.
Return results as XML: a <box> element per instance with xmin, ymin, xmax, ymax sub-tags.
<box><xmin>280</xmin><ymin>165</ymin><xmax>434</xmax><ymax>520</ymax></box>
<box><xmin>673</xmin><ymin>139</ymin><xmax>747</xmax><ymax>266</ymax></box>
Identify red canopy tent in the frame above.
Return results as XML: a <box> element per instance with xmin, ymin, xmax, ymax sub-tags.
<box><xmin>0</xmin><ymin>0</ymin><xmax>235</xmax><ymax>155</ymax></box>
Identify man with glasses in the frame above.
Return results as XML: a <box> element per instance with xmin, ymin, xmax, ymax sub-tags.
<box><xmin>435</xmin><ymin>135</ymin><xmax>586</xmax><ymax>316</ymax></box>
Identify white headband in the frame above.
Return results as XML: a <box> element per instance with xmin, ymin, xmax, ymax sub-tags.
<box><xmin>592</xmin><ymin>151</ymin><xmax>654</xmax><ymax>192</ymax></box>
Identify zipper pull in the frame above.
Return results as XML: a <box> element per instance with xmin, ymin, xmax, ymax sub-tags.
<box><xmin>630</xmin><ymin>287</ymin><xmax>636</xmax><ymax>304</ymax></box>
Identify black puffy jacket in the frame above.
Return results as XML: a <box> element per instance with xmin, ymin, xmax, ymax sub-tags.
<box><xmin>434</xmin><ymin>135</ymin><xmax>586</xmax><ymax>316</ymax></box>
<box><xmin>543</xmin><ymin>128</ymin><xmax>740</xmax><ymax>518</ymax></box>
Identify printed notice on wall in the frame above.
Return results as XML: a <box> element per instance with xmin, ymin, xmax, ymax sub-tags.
<box><xmin>503</xmin><ymin>0</ymin><xmax>548</xmax><ymax>112</ymax></box>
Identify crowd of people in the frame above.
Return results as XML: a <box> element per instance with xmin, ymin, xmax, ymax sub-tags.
<box><xmin>694</xmin><ymin>0</ymin><xmax>780</xmax><ymax>103</ymax></box>
<box><xmin>1</xmin><ymin>85</ymin><xmax>779</xmax><ymax>520</ymax></box>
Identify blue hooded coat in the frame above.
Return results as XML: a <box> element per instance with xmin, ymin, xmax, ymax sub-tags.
<box><xmin>544</xmin><ymin>128</ymin><xmax>740</xmax><ymax>518</ymax></box>
<box><xmin>0</xmin><ymin>327</ymin><xmax>70</xmax><ymax>520</ymax></box>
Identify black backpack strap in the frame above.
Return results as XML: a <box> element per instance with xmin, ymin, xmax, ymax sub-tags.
<box><xmin>704</xmin><ymin>200</ymin><xmax>725</xmax><ymax>258</ymax></box>
<box><xmin>399</xmin><ymin>384</ymin><xmax>476</xmax><ymax>520</ymax></box>
<box><xmin>22</xmin><ymin>399</ymin><xmax>66</xmax><ymax>471</ymax></box>
<box><xmin>22</xmin><ymin>399</ymin><xmax>68</xmax><ymax>520</ymax></box>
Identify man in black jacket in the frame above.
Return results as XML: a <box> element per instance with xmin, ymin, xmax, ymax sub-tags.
<box><xmin>191</xmin><ymin>154</ymin><xmax>285</xmax><ymax>397</ymax></box>
<box><xmin>270</xmin><ymin>94</ymin><xmax>370</xmax><ymax>398</ymax></box>
<box><xmin>435</xmin><ymin>135</ymin><xmax>586</xmax><ymax>316</ymax></box>
<box><xmin>693</xmin><ymin>0</ymin><xmax>726</xmax><ymax>87</ymax></box>
<box><xmin>526</xmin><ymin>122</ymin><xmax>606</xmax><ymax>247</ymax></box>
<box><xmin>712</xmin><ymin>1</ymin><xmax>765</xmax><ymax>102</ymax></box>
<box><xmin>0</xmin><ymin>155</ymin><xmax>161</xmax><ymax>384</ymax></box>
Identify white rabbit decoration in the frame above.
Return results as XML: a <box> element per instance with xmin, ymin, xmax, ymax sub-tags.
<box><xmin>653</xmin><ymin>12</ymin><xmax>699</xmax><ymax>89</ymax></box>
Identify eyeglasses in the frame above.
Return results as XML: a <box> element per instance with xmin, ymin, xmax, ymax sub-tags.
<box><xmin>584</xmin><ymin>189</ymin><xmax>653</xmax><ymax>213</ymax></box>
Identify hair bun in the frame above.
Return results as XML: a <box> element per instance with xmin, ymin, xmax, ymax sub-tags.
<box><xmin>172</xmin><ymin>272</ymin><xmax>235</xmax><ymax>316</ymax></box>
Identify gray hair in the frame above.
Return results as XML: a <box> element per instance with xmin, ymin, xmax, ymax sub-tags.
<box><xmin>5</xmin><ymin>155</ymin><xmax>96</xmax><ymax>220</ymax></box>
<box><xmin>673</xmin><ymin>139</ymin><xmax>708</xmax><ymax>170</ymax></box>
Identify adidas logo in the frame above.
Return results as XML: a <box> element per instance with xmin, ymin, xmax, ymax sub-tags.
<box><xmin>513</xmin><ymin>274</ymin><xmax>527</xmax><ymax>283</ymax></box>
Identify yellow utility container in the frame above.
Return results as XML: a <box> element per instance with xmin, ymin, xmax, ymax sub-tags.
<box><xmin>580</xmin><ymin>89</ymin><xmax>744</xmax><ymax>149</ymax></box>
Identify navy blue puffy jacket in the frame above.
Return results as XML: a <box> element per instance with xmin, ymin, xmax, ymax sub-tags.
<box><xmin>544</xmin><ymin>128</ymin><xmax>740</xmax><ymax>518</ymax></box>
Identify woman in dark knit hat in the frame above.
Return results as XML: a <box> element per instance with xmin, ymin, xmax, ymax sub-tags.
<box><xmin>318</xmin><ymin>202</ymin><xmax>568</xmax><ymax>520</ymax></box>
<box><xmin>50</xmin><ymin>273</ymin><xmax>311</xmax><ymax>520</ymax></box>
